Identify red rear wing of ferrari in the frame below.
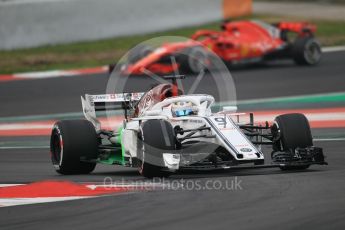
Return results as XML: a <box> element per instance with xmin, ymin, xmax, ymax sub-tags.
<box><xmin>276</xmin><ymin>22</ymin><xmax>317</xmax><ymax>35</ymax></box>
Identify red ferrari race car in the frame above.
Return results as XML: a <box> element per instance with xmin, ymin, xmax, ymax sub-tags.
<box><xmin>120</xmin><ymin>20</ymin><xmax>322</xmax><ymax>75</ymax></box>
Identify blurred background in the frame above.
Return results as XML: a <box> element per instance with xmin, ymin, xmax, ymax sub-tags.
<box><xmin>0</xmin><ymin>0</ymin><xmax>344</xmax><ymax>74</ymax></box>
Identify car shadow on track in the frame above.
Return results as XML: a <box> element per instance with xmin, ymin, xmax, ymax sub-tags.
<box><xmin>91</xmin><ymin>168</ymin><xmax>324</xmax><ymax>181</ymax></box>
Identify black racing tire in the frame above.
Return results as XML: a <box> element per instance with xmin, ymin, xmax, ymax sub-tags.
<box><xmin>272</xmin><ymin>113</ymin><xmax>313</xmax><ymax>170</ymax></box>
<box><xmin>138</xmin><ymin>120</ymin><xmax>176</xmax><ymax>178</ymax></box>
<box><xmin>273</xmin><ymin>113</ymin><xmax>313</xmax><ymax>151</ymax></box>
<box><xmin>292</xmin><ymin>37</ymin><xmax>322</xmax><ymax>65</ymax></box>
<box><xmin>180</xmin><ymin>46</ymin><xmax>208</xmax><ymax>74</ymax></box>
<box><xmin>50</xmin><ymin>120</ymin><xmax>98</xmax><ymax>175</ymax></box>
<box><xmin>127</xmin><ymin>44</ymin><xmax>153</xmax><ymax>64</ymax></box>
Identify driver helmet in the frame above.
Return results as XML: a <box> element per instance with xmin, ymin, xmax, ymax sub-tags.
<box><xmin>171</xmin><ymin>101</ymin><xmax>196</xmax><ymax>117</ymax></box>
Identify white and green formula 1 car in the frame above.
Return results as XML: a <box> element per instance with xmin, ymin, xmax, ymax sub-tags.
<box><xmin>50</xmin><ymin>76</ymin><xmax>327</xmax><ymax>178</ymax></box>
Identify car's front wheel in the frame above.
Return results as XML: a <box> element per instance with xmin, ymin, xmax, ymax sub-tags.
<box><xmin>271</xmin><ymin>113</ymin><xmax>313</xmax><ymax>170</ymax></box>
<box><xmin>137</xmin><ymin>119</ymin><xmax>176</xmax><ymax>178</ymax></box>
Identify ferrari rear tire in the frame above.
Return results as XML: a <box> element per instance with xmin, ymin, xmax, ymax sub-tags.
<box><xmin>180</xmin><ymin>46</ymin><xmax>208</xmax><ymax>74</ymax></box>
<box><xmin>138</xmin><ymin>119</ymin><xmax>176</xmax><ymax>178</ymax></box>
<box><xmin>292</xmin><ymin>37</ymin><xmax>322</xmax><ymax>65</ymax></box>
<box><xmin>50</xmin><ymin>120</ymin><xmax>98</xmax><ymax>175</ymax></box>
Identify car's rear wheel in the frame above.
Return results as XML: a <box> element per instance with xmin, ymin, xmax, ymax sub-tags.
<box><xmin>292</xmin><ymin>37</ymin><xmax>322</xmax><ymax>65</ymax></box>
<box><xmin>137</xmin><ymin>120</ymin><xmax>176</xmax><ymax>178</ymax></box>
<box><xmin>50</xmin><ymin>120</ymin><xmax>98</xmax><ymax>175</ymax></box>
<box><xmin>271</xmin><ymin>113</ymin><xmax>313</xmax><ymax>170</ymax></box>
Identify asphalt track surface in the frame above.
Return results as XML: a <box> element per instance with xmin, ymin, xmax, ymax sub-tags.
<box><xmin>0</xmin><ymin>140</ymin><xmax>344</xmax><ymax>230</ymax></box>
<box><xmin>0</xmin><ymin>51</ymin><xmax>344</xmax><ymax>229</ymax></box>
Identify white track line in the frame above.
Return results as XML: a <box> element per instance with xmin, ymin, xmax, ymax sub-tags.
<box><xmin>86</xmin><ymin>182</ymin><xmax>180</xmax><ymax>190</ymax></box>
<box><xmin>0</xmin><ymin>123</ymin><xmax>53</xmax><ymax>130</ymax></box>
<box><xmin>0</xmin><ymin>197</ymin><xmax>92</xmax><ymax>207</ymax></box>
<box><xmin>0</xmin><ymin>184</ymin><xmax>24</xmax><ymax>188</ymax></box>
<box><xmin>14</xmin><ymin>70</ymin><xmax>77</xmax><ymax>79</ymax></box>
<box><xmin>322</xmin><ymin>46</ymin><xmax>345</xmax><ymax>53</ymax></box>
<box><xmin>314</xmin><ymin>138</ymin><xmax>345</xmax><ymax>142</ymax></box>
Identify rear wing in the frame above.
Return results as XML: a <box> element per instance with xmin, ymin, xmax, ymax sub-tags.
<box><xmin>275</xmin><ymin>22</ymin><xmax>317</xmax><ymax>35</ymax></box>
<box><xmin>81</xmin><ymin>93</ymin><xmax>144</xmax><ymax>130</ymax></box>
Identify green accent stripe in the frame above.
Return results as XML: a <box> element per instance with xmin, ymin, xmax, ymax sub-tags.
<box><xmin>213</xmin><ymin>91</ymin><xmax>345</xmax><ymax>111</ymax></box>
<box><xmin>238</xmin><ymin>91</ymin><xmax>345</xmax><ymax>105</ymax></box>
<box><xmin>117</xmin><ymin>126</ymin><xmax>125</xmax><ymax>165</ymax></box>
<box><xmin>0</xmin><ymin>140</ymin><xmax>49</xmax><ymax>148</ymax></box>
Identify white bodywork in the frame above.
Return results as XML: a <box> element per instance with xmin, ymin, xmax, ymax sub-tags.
<box><xmin>82</xmin><ymin>93</ymin><xmax>264</xmax><ymax>169</ymax></box>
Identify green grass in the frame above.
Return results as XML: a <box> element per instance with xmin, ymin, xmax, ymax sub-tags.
<box><xmin>1</xmin><ymin>14</ymin><xmax>344</xmax><ymax>74</ymax></box>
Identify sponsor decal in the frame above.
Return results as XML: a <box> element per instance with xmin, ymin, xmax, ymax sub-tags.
<box><xmin>220</xmin><ymin>127</ymin><xmax>235</xmax><ymax>130</ymax></box>
<box><xmin>91</xmin><ymin>93</ymin><xmax>144</xmax><ymax>103</ymax></box>
<box><xmin>240</xmin><ymin>147</ymin><xmax>252</xmax><ymax>153</ymax></box>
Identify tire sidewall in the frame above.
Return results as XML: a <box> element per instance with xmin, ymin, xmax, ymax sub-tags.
<box><xmin>51</xmin><ymin>124</ymin><xmax>64</xmax><ymax>171</ymax></box>
<box><xmin>50</xmin><ymin>120</ymin><xmax>98</xmax><ymax>175</ymax></box>
<box><xmin>137</xmin><ymin>119</ymin><xmax>176</xmax><ymax>178</ymax></box>
<box><xmin>293</xmin><ymin>37</ymin><xmax>322</xmax><ymax>65</ymax></box>
<box><xmin>273</xmin><ymin>113</ymin><xmax>313</xmax><ymax>151</ymax></box>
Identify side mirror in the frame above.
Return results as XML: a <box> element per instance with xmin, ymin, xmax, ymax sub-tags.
<box><xmin>222</xmin><ymin>106</ymin><xmax>238</xmax><ymax>113</ymax></box>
